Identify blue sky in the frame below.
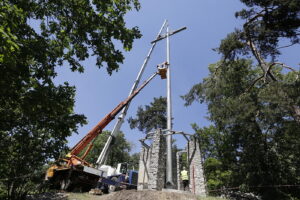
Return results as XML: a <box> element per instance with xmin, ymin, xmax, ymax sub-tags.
<box><xmin>54</xmin><ymin>0</ymin><xmax>299</xmax><ymax>153</ymax></box>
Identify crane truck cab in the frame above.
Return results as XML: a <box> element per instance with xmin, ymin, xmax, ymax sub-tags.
<box><xmin>95</xmin><ymin>162</ymin><xmax>138</xmax><ymax>193</ymax></box>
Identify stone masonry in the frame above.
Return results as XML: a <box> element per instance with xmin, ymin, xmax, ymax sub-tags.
<box><xmin>172</xmin><ymin>149</ymin><xmax>178</xmax><ymax>189</ymax></box>
<box><xmin>138</xmin><ymin>129</ymin><xmax>166</xmax><ymax>190</ymax></box>
<box><xmin>176</xmin><ymin>152</ymin><xmax>181</xmax><ymax>190</ymax></box>
<box><xmin>188</xmin><ymin>136</ymin><xmax>207</xmax><ymax>196</ymax></box>
<box><xmin>137</xmin><ymin>144</ymin><xmax>150</xmax><ymax>190</ymax></box>
<box><xmin>148</xmin><ymin>129</ymin><xmax>166</xmax><ymax>190</ymax></box>
<box><xmin>138</xmin><ymin>130</ymin><xmax>206</xmax><ymax>194</ymax></box>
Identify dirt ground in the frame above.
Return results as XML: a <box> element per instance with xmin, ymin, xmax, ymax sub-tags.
<box><xmin>67</xmin><ymin>190</ymin><xmax>223</xmax><ymax>200</ymax></box>
<box><xmin>83</xmin><ymin>190</ymin><xmax>197</xmax><ymax>200</ymax></box>
<box><xmin>27</xmin><ymin>190</ymin><xmax>224</xmax><ymax>200</ymax></box>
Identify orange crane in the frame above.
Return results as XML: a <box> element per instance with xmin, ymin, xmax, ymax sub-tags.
<box><xmin>45</xmin><ymin>72</ymin><xmax>159</xmax><ymax>190</ymax></box>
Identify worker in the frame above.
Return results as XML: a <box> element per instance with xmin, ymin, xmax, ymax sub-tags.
<box><xmin>180</xmin><ymin>166</ymin><xmax>189</xmax><ymax>191</ymax></box>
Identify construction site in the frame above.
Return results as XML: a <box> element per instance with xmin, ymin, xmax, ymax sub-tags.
<box><xmin>2</xmin><ymin>1</ymin><xmax>299</xmax><ymax>200</ymax></box>
<box><xmin>42</xmin><ymin>21</ymin><xmax>209</xmax><ymax>200</ymax></box>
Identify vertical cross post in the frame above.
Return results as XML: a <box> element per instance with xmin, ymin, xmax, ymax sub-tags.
<box><xmin>166</xmin><ymin>24</ymin><xmax>173</xmax><ymax>187</ymax></box>
<box><xmin>151</xmin><ymin>22</ymin><xmax>186</xmax><ymax>188</ymax></box>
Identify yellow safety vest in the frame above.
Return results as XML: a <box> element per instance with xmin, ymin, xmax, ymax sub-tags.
<box><xmin>181</xmin><ymin>170</ymin><xmax>188</xmax><ymax>180</ymax></box>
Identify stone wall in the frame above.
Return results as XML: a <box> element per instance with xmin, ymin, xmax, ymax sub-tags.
<box><xmin>172</xmin><ymin>150</ymin><xmax>178</xmax><ymax>189</ymax></box>
<box><xmin>137</xmin><ymin>129</ymin><xmax>166</xmax><ymax>190</ymax></box>
<box><xmin>137</xmin><ymin>144</ymin><xmax>150</xmax><ymax>190</ymax></box>
<box><xmin>176</xmin><ymin>151</ymin><xmax>184</xmax><ymax>190</ymax></box>
<box><xmin>188</xmin><ymin>136</ymin><xmax>207</xmax><ymax>196</ymax></box>
<box><xmin>138</xmin><ymin>130</ymin><xmax>208</xmax><ymax>194</ymax></box>
<box><xmin>148</xmin><ymin>129</ymin><xmax>166</xmax><ymax>190</ymax></box>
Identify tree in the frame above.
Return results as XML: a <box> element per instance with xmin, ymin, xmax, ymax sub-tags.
<box><xmin>1</xmin><ymin>0</ymin><xmax>141</xmax><ymax>74</ymax></box>
<box><xmin>183</xmin><ymin>2</ymin><xmax>300</xmax><ymax>198</ymax></box>
<box><xmin>236</xmin><ymin>0</ymin><xmax>300</xmax><ymax>58</ymax></box>
<box><xmin>204</xmin><ymin>157</ymin><xmax>232</xmax><ymax>195</ymax></box>
<box><xmin>0</xmin><ymin>0</ymin><xmax>141</xmax><ymax>199</ymax></box>
<box><xmin>128</xmin><ymin>153</ymin><xmax>140</xmax><ymax>170</ymax></box>
<box><xmin>128</xmin><ymin>97</ymin><xmax>167</xmax><ymax>133</ymax></box>
<box><xmin>183</xmin><ymin>61</ymin><xmax>300</xmax><ymax>199</ymax></box>
<box><xmin>192</xmin><ymin>125</ymin><xmax>223</xmax><ymax>160</ymax></box>
<box><xmin>217</xmin><ymin>0</ymin><xmax>300</xmax><ymax>122</ymax></box>
<box><xmin>81</xmin><ymin>131</ymin><xmax>140</xmax><ymax>170</ymax></box>
<box><xmin>83</xmin><ymin>131</ymin><xmax>131</xmax><ymax>167</ymax></box>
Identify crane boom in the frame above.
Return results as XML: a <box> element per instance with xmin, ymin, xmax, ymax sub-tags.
<box><xmin>96</xmin><ymin>20</ymin><xmax>167</xmax><ymax>165</ymax></box>
<box><xmin>45</xmin><ymin>72</ymin><xmax>159</xmax><ymax>189</ymax></box>
<box><xmin>70</xmin><ymin>72</ymin><xmax>158</xmax><ymax>156</ymax></box>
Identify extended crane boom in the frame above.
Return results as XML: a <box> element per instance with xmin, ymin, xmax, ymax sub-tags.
<box><xmin>45</xmin><ymin>72</ymin><xmax>158</xmax><ymax>190</ymax></box>
<box><xmin>96</xmin><ymin>20</ymin><xmax>167</xmax><ymax>166</ymax></box>
<box><xmin>70</xmin><ymin>72</ymin><xmax>158</xmax><ymax>157</ymax></box>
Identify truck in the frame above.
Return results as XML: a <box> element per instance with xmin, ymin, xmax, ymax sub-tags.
<box><xmin>45</xmin><ymin>72</ymin><xmax>159</xmax><ymax>191</ymax></box>
<box><xmin>94</xmin><ymin>163</ymin><xmax>138</xmax><ymax>193</ymax></box>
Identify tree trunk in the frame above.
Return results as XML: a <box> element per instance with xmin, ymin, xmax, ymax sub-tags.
<box><xmin>247</xmin><ymin>40</ymin><xmax>300</xmax><ymax>124</ymax></box>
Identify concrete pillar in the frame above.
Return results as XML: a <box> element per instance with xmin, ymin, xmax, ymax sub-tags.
<box><xmin>188</xmin><ymin>136</ymin><xmax>206</xmax><ymax>196</ymax></box>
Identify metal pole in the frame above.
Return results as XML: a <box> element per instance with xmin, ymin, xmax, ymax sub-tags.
<box><xmin>166</xmin><ymin>23</ymin><xmax>174</xmax><ymax>187</ymax></box>
<box><xmin>96</xmin><ymin>21</ymin><xmax>167</xmax><ymax>166</ymax></box>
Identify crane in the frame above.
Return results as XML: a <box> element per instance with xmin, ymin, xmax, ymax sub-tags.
<box><xmin>95</xmin><ymin>20</ymin><xmax>167</xmax><ymax>166</ymax></box>
<box><xmin>45</xmin><ymin>72</ymin><xmax>158</xmax><ymax>190</ymax></box>
<box><xmin>45</xmin><ymin>21</ymin><xmax>169</xmax><ymax>191</ymax></box>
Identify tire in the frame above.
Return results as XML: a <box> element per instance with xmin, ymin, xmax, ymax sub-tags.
<box><xmin>108</xmin><ymin>177</ymin><xmax>118</xmax><ymax>193</ymax></box>
<box><xmin>60</xmin><ymin>178</ymin><xmax>71</xmax><ymax>190</ymax></box>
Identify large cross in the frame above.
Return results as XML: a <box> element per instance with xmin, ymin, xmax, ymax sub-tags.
<box><xmin>151</xmin><ymin>21</ymin><xmax>186</xmax><ymax>188</ymax></box>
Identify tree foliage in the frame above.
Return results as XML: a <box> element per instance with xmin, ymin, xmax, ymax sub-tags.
<box><xmin>217</xmin><ymin>0</ymin><xmax>300</xmax><ymax>121</ymax></box>
<box><xmin>83</xmin><ymin>131</ymin><xmax>131</xmax><ymax>167</ymax></box>
<box><xmin>81</xmin><ymin>131</ymin><xmax>139</xmax><ymax>170</ymax></box>
<box><xmin>128</xmin><ymin>96</ymin><xmax>167</xmax><ymax>133</ymax></box>
<box><xmin>219</xmin><ymin>0</ymin><xmax>300</xmax><ymax>60</ymax></box>
<box><xmin>236</xmin><ymin>0</ymin><xmax>300</xmax><ymax>57</ymax></box>
<box><xmin>0</xmin><ymin>0</ymin><xmax>141</xmax><ymax>199</ymax></box>
<box><xmin>184</xmin><ymin>61</ymin><xmax>300</xmax><ymax>199</ymax></box>
<box><xmin>183</xmin><ymin>2</ymin><xmax>299</xmax><ymax>199</ymax></box>
<box><xmin>1</xmin><ymin>0</ymin><xmax>141</xmax><ymax>74</ymax></box>
<box><xmin>192</xmin><ymin>125</ymin><xmax>223</xmax><ymax>160</ymax></box>
<box><xmin>204</xmin><ymin>157</ymin><xmax>232</xmax><ymax>194</ymax></box>
<box><xmin>128</xmin><ymin>152</ymin><xmax>140</xmax><ymax>170</ymax></box>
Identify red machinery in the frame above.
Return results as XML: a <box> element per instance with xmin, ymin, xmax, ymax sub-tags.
<box><xmin>45</xmin><ymin>72</ymin><xmax>158</xmax><ymax>190</ymax></box>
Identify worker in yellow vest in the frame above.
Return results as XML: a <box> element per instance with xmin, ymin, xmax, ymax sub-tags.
<box><xmin>180</xmin><ymin>166</ymin><xmax>189</xmax><ymax>191</ymax></box>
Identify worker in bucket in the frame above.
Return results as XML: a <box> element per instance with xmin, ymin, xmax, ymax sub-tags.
<box><xmin>180</xmin><ymin>166</ymin><xmax>189</xmax><ymax>191</ymax></box>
